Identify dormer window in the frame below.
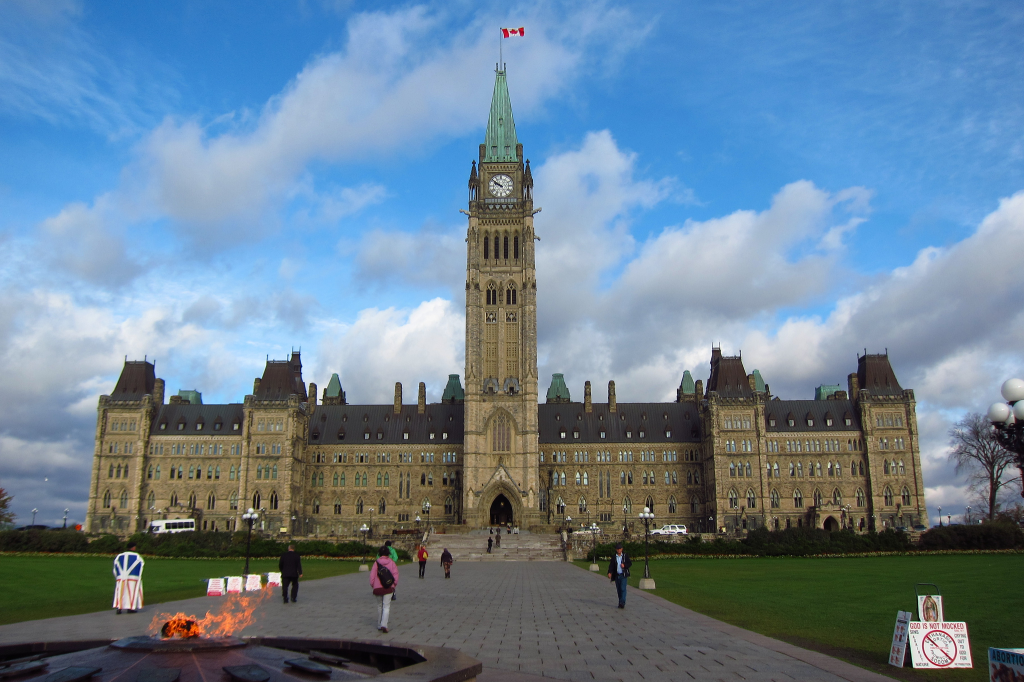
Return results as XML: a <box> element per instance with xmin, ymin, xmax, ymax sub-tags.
<box><xmin>311</xmin><ymin>430</ymin><xmax>320</xmax><ymax>440</ymax></box>
<box><xmin>665</xmin><ymin>430</ymin><xmax>672</xmax><ymax>438</ymax></box>
<box><xmin>807</xmin><ymin>419</ymin><xmax>814</xmax><ymax>427</ymax></box>
<box><xmin>826</xmin><ymin>417</ymin><xmax>833</xmax><ymax>427</ymax></box>
<box><xmin>429</xmin><ymin>431</ymin><xmax>435</xmax><ymax>440</ymax></box>
<box><xmin>573</xmin><ymin>430</ymin><xmax>580</xmax><ymax>439</ymax></box>
<box><xmin>626</xmin><ymin>430</ymin><xmax>632</xmax><ymax>438</ymax></box>
<box><xmin>159</xmin><ymin>422</ymin><xmax>167</xmax><ymax>430</ymax></box>
<box><xmin>403</xmin><ymin>432</ymin><xmax>409</xmax><ymax>440</ymax></box>
<box><xmin>639</xmin><ymin>430</ymin><xmax>645</xmax><ymax>438</ymax></box>
<box><xmin>769</xmin><ymin>418</ymin><xmax>776</xmax><ymax>427</ymax></box>
<box><xmin>560</xmin><ymin>431</ymin><xmax>566</xmax><ymax>439</ymax></box>
<box><xmin>196</xmin><ymin>422</ymin><xmax>204</xmax><ymax>431</ymax></box>
<box><xmin>338</xmin><ymin>429</ymin><xmax>345</xmax><ymax>440</ymax></box>
<box><xmin>442</xmin><ymin>431</ymin><xmax>448</xmax><ymax>439</ymax></box>
<box><xmin>177</xmin><ymin>421</ymin><xmax>185</xmax><ymax>431</ymax></box>
<box><xmin>364</xmin><ymin>431</ymin><xmax>370</xmax><ymax>440</ymax></box>
<box><xmin>214</xmin><ymin>422</ymin><xmax>222</xmax><ymax>431</ymax></box>
<box><xmin>233</xmin><ymin>422</ymin><xmax>240</xmax><ymax>431</ymax></box>
<box><xmin>788</xmin><ymin>419</ymin><xmax>795</xmax><ymax>427</ymax></box>
<box><xmin>600</xmin><ymin>431</ymin><xmax>606</xmax><ymax>439</ymax></box>
<box><xmin>845</xmin><ymin>418</ymin><xmax>852</xmax><ymax>426</ymax></box>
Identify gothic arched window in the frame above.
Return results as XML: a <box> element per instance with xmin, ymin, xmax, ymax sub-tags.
<box><xmin>270</xmin><ymin>490</ymin><xmax>279</xmax><ymax>510</ymax></box>
<box><xmin>746</xmin><ymin>489</ymin><xmax>756</xmax><ymax>509</ymax></box>
<box><xmin>493</xmin><ymin>413</ymin><xmax>511</xmax><ymax>452</ymax></box>
<box><xmin>770</xmin><ymin>489</ymin><xmax>781</xmax><ymax>508</ymax></box>
<box><xmin>187</xmin><ymin>492</ymin><xmax>197</xmax><ymax>509</ymax></box>
<box><xmin>378</xmin><ymin>498</ymin><xmax>386</xmax><ymax>515</ymax></box>
<box><xmin>503</xmin><ymin>234</ymin><xmax>509</xmax><ymax>259</ymax></box>
<box><xmin>506</xmin><ymin>282</ymin><xmax>516</xmax><ymax>305</ymax></box>
<box><xmin>883</xmin><ymin>486</ymin><xmax>894</xmax><ymax>506</ymax></box>
<box><xmin>487</xmin><ymin>282</ymin><xmax>497</xmax><ymax>305</ymax></box>
<box><xmin>812</xmin><ymin>489</ymin><xmax>823</xmax><ymax>507</ymax></box>
<box><xmin>833</xmin><ymin>488</ymin><xmax>842</xmax><ymax>505</ymax></box>
<box><xmin>147</xmin><ymin>490</ymin><xmax>155</xmax><ymax>509</ymax></box>
<box><xmin>645</xmin><ymin>495</ymin><xmax>654</xmax><ymax>513</ymax></box>
<box><xmin>103</xmin><ymin>490</ymin><xmax>111</xmax><ymax>508</ymax></box>
<box><xmin>207</xmin><ymin>492</ymin><xmax>216</xmax><ymax>509</ymax></box>
<box><xmin>901</xmin><ymin>486</ymin><xmax>911</xmax><ymax>506</ymax></box>
<box><xmin>252</xmin><ymin>491</ymin><xmax>261</xmax><ymax>509</ymax></box>
<box><xmin>356</xmin><ymin>498</ymin><xmax>364</xmax><ymax>514</ymax></box>
<box><xmin>856</xmin><ymin>488</ymin><xmax>866</xmax><ymax>507</ymax></box>
<box><xmin>668</xmin><ymin>496</ymin><xmax>677</xmax><ymax>513</ymax></box>
<box><xmin>494</xmin><ymin>235</ymin><xmax>500</xmax><ymax>260</ymax></box>
<box><xmin>578</xmin><ymin>497</ymin><xmax>587</xmax><ymax>513</ymax></box>
<box><xmin>793</xmin><ymin>489</ymin><xmax>803</xmax><ymax>508</ymax></box>
<box><xmin>334</xmin><ymin>499</ymin><xmax>342</xmax><ymax>514</ymax></box>
<box><xmin>514</xmin><ymin>234</ymin><xmax>520</xmax><ymax>259</ymax></box>
<box><xmin>483</xmin><ymin>233</ymin><xmax>489</xmax><ymax>259</ymax></box>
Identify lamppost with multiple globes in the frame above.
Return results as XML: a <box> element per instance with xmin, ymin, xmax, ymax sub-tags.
<box><xmin>988</xmin><ymin>377</ymin><xmax>1024</xmax><ymax>502</ymax></box>
<box><xmin>638</xmin><ymin>506</ymin><xmax>655</xmax><ymax>590</ymax></box>
<box><xmin>589</xmin><ymin>522</ymin><xmax>601</xmax><ymax>572</ymax></box>
<box><xmin>31</xmin><ymin>508</ymin><xmax>38</xmax><ymax>526</ymax></box>
<box><xmin>241</xmin><ymin>507</ymin><xmax>259</xmax><ymax>576</ymax></box>
<box><xmin>63</xmin><ymin>508</ymin><xmax>69</xmax><ymax>529</ymax></box>
<box><xmin>422</xmin><ymin>500</ymin><xmax>431</xmax><ymax>534</ymax></box>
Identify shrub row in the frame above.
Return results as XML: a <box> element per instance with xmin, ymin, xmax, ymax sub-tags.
<box><xmin>0</xmin><ymin>530</ymin><xmax>410</xmax><ymax>560</ymax></box>
<box><xmin>918</xmin><ymin>520</ymin><xmax>1024</xmax><ymax>550</ymax></box>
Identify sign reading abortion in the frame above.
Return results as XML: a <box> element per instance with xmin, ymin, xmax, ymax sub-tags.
<box><xmin>244</xmin><ymin>574</ymin><xmax>262</xmax><ymax>591</ymax></box>
<box><xmin>889</xmin><ymin>611</ymin><xmax>913</xmax><ymax>668</ymax></box>
<box><xmin>988</xmin><ymin>648</ymin><xmax>1024</xmax><ymax>681</ymax></box>
<box><xmin>266</xmin><ymin>572</ymin><xmax>282</xmax><ymax>587</ymax></box>
<box><xmin>226</xmin><ymin>576</ymin><xmax>243</xmax><ymax>594</ymax></box>
<box><xmin>206</xmin><ymin>578</ymin><xmax>225</xmax><ymax>597</ymax></box>
<box><xmin>908</xmin><ymin>621</ymin><xmax>972</xmax><ymax>669</ymax></box>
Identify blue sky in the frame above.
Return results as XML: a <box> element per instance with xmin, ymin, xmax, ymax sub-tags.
<box><xmin>1</xmin><ymin>0</ymin><xmax>1023</xmax><ymax>527</ymax></box>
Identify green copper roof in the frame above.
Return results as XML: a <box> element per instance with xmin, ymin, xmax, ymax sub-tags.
<box><xmin>324</xmin><ymin>373</ymin><xmax>343</xmax><ymax>397</ymax></box>
<box><xmin>752</xmin><ymin>369</ymin><xmax>766</xmax><ymax>392</ymax></box>
<box><xmin>483</xmin><ymin>70</ymin><xmax>518</xmax><ymax>163</ymax></box>
<box><xmin>546</xmin><ymin>373</ymin><xmax>571</xmax><ymax>403</ymax></box>
<box><xmin>442</xmin><ymin>374</ymin><xmax>465</xmax><ymax>402</ymax></box>
<box><xmin>815</xmin><ymin>384</ymin><xmax>841</xmax><ymax>400</ymax></box>
<box><xmin>177</xmin><ymin>389</ymin><xmax>202</xmax><ymax>405</ymax></box>
<box><xmin>679</xmin><ymin>370</ymin><xmax>695</xmax><ymax>395</ymax></box>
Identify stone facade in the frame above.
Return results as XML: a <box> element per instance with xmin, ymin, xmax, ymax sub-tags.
<box><xmin>85</xmin><ymin>69</ymin><xmax>926</xmax><ymax>537</ymax></box>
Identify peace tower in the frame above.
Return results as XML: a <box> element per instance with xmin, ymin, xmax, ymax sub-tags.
<box><xmin>461</xmin><ymin>68</ymin><xmax>542</xmax><ymax>527</ymax></box>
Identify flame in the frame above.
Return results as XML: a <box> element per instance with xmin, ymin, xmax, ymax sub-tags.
<box><xmin>150</xmin><ymin>586</ymin><xmax>273</xmax><ymax>638</ymax></box>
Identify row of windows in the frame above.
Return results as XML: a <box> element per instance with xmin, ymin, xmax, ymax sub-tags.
<box><xmin>158</xmin><ymin>421</ymin><xmax>239</xmax><ymax>432</ymax></box>
<box><xmin>485</xmin><ymin>281</ymin><xmax>518</xmax><ymax>305</ymax></box>
<box><xmin>878</xmin><ymin>437</ymin><xmax>906</xmax><ymax>450</ymax></box>
<box><xmin>257</xmin><ymin>418</ymin><xmax>285</xmax><ymax>432</ymax></box>
<box><xmin>769</xmin><ymin>439</ymin><xmax>862</xmax><ymax>453</ymax></box>
<box><xmin>769</xmin><ymin>416</ymin><xmax>853</xmax><ymax>428</ymax></box>
<box><xmin>319</xmin><ymin>452</ymin><xmax>449</xmax><ymax>464</ymax></box>
<box><xmin>107</xmin><ymin>442</ymin><xmax>135</xmax><ymax>454</ymax></box>
<box><xmin>254</xmin><ymin>443</ymin><xmax>282</xmax><ymax>455</ymax></box>
<box><xmin>337</xmin><ymin>496</ymin><xmax>456</xmax><ymax>516</ymax></box>
<box><xmin>482</xmin><ymin>232</ymin><xmax>520</xmax><ymax>261</ymax></box>
<box><xmin>109</xmin><ymin>463</ymin><xmax>130</xmax><ymax>479</ymax></box>
<box><xmin>727</xmin><ymin>485</ymin><xmax>913</xmax><ymax>510</ymax></box>
<box><xmin>883</xmin><ymin>459</ymin><xmax>907</xmax><ymax>475</ymax></box>
<box><xmin>548</xmin><ymin>494</ymin><xmax>692</xmax><ymax>516</ymax></box>
<box><xmin>733</xmin><ymin>460</ymin><xmax>866</xmax><ymax>478</ymax></box>
<box><xmin>551</xmin><ymin>469</ymin><xmax>687</xmax><ymax>487</ymax></box>
<box><xmin>307</xmin><ymin>470</ymin><xmax>460</xmax><ymax>488</ymax></box>
<box><xmin>722</xmin><ymin>415</ymin><xmax>752</xmax><ymax>430</ymax></box>
<box><xmin>723</xmin><ymin>439</ymin><xmax>753</xmax><ymax>453</ymax></box>
<box><xmin>109</xmin><ymin>418</ymin><xmax>137</xmax><ymax>432</ymax></box>
<box><xmin>148</xmin><ymin>443</ymin><xmax>233</xmax><ymax>456</ymax></box>
<box><xmin>876</xmin><ymin>413</ymin><xmax>905</xmax><ymax>428</ymax></box>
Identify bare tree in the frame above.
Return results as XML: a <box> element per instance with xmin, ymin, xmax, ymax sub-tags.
<box><xmin>949</xmin><ymin>413</ymin><xmax>1020</xmax><ymax>520</ymax></box>
<box><xmin>0</xmin><ymin>487</ymin><xmax>14</xmax><ymax>527</ymax></box>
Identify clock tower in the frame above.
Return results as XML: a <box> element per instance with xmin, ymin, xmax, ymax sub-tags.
<box><xmin>462</xmin><ymin>67</ymin><xmax>541</xmax><ymax>527</ymax></box>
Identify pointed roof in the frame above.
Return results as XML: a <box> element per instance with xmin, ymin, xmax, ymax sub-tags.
<box><xmin>858</xmin><ymin>353</ymin><xmax>903</xmax><ymax>396</ymax></box>
<box><xmin>483</xmin><ymin>69</ymin><xmax>518</xmax><ymax>163</ymax></box>
<box><xmin>546</xmin><ymin>373</ymin><xmax>571</xmax><ymax>403</ymax></box>
<box><xmin>751</xmin><ymin>369</ymin><xmax>766</xmax><ymax>392</ymax></box>
<box><xmin>325</xmin><ymin>373</ymin><xmax>343</xmax><ymax>398</ymax></box>
<box><xmin>442</xmin><ymin>374</ymin><xmax>465</xmax><ymax>403</ymax></box>
<box><xmin>110</xmin><ymin>360</ymin><xmax>156</xmax><ymax>401</ymax></box>
<box><xmin>679</xmin><ymin>370</ymin><xmax>696</xmax><ymax>395</ymax></box>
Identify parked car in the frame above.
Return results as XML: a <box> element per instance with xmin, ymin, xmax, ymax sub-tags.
<box><xmin>650</xmin><ymin>524</ymin><xmax>688</xmax><ymax>536</ymax></box>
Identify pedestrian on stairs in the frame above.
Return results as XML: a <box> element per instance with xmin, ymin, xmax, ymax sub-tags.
<box><xmin>370</xmin><ymin>546</ymin><xmax>399</xmax><ymax>633</ymax></box>
<box><xmin>440</xmin><ymin>547</ymin><xmax>453</xmax><ymax>579</ymax></box>
<box><xmin>487</xmin><ymin>536</ymin><xmax>493</xmax><ymax>553</ymax></box>
<box><xmin>416</xmin><ymin>544</ymin><xmax>428</xmax><ymax>578</ymax></box>
<box><xmin>494</xmin><ymin>532</ymin><xmax>501</xmax><ymax>549</ymax></box>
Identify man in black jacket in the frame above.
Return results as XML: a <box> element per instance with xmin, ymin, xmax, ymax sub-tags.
<box><xmin>279</xmin><ymin>544</ymin><xmax>303</xmax><ymax>604</ymax></box>
<box><xmin>606</xmin><ymin>542</ymin><xmax>632</xmax><ymax>609</ymax></box>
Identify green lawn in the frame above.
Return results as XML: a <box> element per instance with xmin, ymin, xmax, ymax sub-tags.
<box><xmin>0</xmin><ymin>555</ymin><xmax>367</xmax><ymax>626</ymax></box>
<box><xmin>578</xmin><ymin>554</ymin><xmax>1022</xmax><ymax>682</ymax></box>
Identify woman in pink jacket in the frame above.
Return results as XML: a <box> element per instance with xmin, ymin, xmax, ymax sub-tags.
<box><xmin>369</xmin><ymin>545</ymin><xmax>400</xmax><ymax>633</ymax></box>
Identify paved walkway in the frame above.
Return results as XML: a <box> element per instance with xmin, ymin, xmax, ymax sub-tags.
<box><xmin>0</xmin><ymin>562</ymin><xmax>894</xmax><ymax>682</ymax></box>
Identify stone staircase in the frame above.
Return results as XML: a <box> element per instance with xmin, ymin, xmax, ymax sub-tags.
<box><xmin>426</xmin><ymin>529</ymin><xmax>564</xmax><ymax>562</ymax></box>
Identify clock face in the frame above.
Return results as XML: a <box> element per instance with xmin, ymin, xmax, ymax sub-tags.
<box><xmin>488</xmin><ymin>174</ymin><xmax>514</xmax><ymax>197</ymax></box>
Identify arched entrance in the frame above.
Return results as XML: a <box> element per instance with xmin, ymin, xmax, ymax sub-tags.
<box><xmin>823</xmin><ymin>516</ymin><xmax>839</xmax><ymax>532</ymax></box>
<box><xmin>490</xmin><ymin>494</ymin><xmax>513</xmax><ymax>525</ymax></box>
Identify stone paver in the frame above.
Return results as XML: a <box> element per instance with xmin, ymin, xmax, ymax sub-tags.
<box><xmin>0</xmin><ymin>562</ymin><xmax>894</xmax><ymax>682</ymax></box>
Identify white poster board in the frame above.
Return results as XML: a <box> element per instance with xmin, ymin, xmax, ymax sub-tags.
<box><xmin>266</xmin><ymin>572</ymin><xmax>282</xmax><ymax>587</ymax></box>
<box><xmin>226</xmin><ymin>576</ymin><xmax>243</xmax><ymax>594</ymax></box>
<box><xmin>989</xmin><ymin>648</ymin><xmax>1024</xmax><ymax>681</ymax></box>
<box><xmin>206</xmin><ymin>578</ymin><xmax>225</xmax><ymax>597</ymax></box>
<box><xmin>917</xmin><ymin>594</ymin><xmax>943</xmax><ymax>622</ymax></box>
<box><xmin>244</xmin><ymin>574</ymin><xmax>262</xmax><ymax>591</ymax></box>
<box><xmin>908</xmin><ymin>621</ymin><xmax>972</xmax><ymax>669</ymax></box>
<box><xmin>889</xmin><ymin>610</ymin><xmax>912</xmax><ymax>667</ymax></box>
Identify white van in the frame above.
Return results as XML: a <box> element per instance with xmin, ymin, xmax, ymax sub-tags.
<box><xmin>148</xmin><ymin>519</ymin><xmax>196</xmax><ymax>534</ymax></box>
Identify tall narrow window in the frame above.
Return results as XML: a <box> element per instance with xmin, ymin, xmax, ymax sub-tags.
<box><xmin>252</xmin><ymin>491</ymin><xmax>261</xmax><ymax>509</ymax></box>
<box><xmin>493</xmin><ymin>413</ymin><xmax>511</xmax><ymax>452</ymax></box>
<box><xmin>270</xmin><ymin>491</ymin><xmax>279</xmax><ymax>510</ymax></box>
<box><xmin>484</xmin><ymin>234</ymin><xmax>489</xmax><ymax>259</ymax></box>
<box><xmin>513</xmin><ymin>234</ymin><xmax>519</xmax><ymax>259</ymax></box>
<box><xmin>207</xmin><ymin>492</ymin><xmax>216</xmax><ymax>510</ymax></box>
<box><xmin>793</xmin><ymin>489</ymin><xmax>803</xmax><ymax>508</ymax></box>
<box><xmin>494</xmin><ymin>235</ymin><xmax>500</xmax><ymax>259</ymax></box>
<box><xmin>503</xmin><ymin>234</ymin><xmax>509</xmax><ymax>259</ymax></box>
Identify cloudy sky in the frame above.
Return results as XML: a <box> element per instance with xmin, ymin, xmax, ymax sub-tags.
<box><xmin>2</xmin><ymin>0</ymin><xmax>1023</xmax><ymax>527</ymax></box>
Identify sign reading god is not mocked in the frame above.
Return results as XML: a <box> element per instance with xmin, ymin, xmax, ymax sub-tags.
<box><xmin>908</xmin><ymin>622</ymin><xmax>972</xmax><ymax>669</ymax></box>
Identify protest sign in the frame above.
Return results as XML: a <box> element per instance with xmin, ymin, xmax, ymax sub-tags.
<box><xmin>889</xmin><ymin>610</ymin><xmax>912</xmax><ymax>667</ymax></box>
<box><xmin>908</xmin><ymin>621</ymin><xmax>972</xmax><ymax>669</ymax></box>
<box><xmin>206</xmin><ymin>578</ymin><xmax>225</xmax><ymax>597</ymax></box>
<box><xmin>226</xmin><ymin>576</ymin><xmax>243</xmax><ymax>594</ymax></box>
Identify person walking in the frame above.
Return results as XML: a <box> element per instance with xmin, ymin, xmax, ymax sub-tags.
<box><xmin>279</xmin><ymin>544</ymin><xmax>303</xmax><ymax>604</ymax></box>
<box><xmin>112</xmin><ymin>542</ymin><xmax>144</xmax><ymax>614</ymax></box>
<box><xmin>369</xmin><ymin>546</ymin><xmax>399</xmax><ymax>633</ymax></box>
<box><xmin>440</xmin><ymin>547</ymin><xmax>453</xmax><ymax>579</ymax></box>
<box><xmin>606</xmin><ymin>542</ymin><xmax>632</xmax><ymax>609</ymax></box>
<box><xmin>383</xmin><ymin>540</ymin><xmax>399</xmax><ymax>600</ymax></box>
<box><xmin>494</xmin><ymin>531</ymin><xmax>500</xmax><ymax>549</ymax></box>
<box><xmin>487</xmin><ymin>536</ymin><xmax>493</xmax><ymax>553</ymax></box>
<box><xmin>416</xmin><ymin>544</ymin><xmax>428</xmax><ymax>578</ymax></box>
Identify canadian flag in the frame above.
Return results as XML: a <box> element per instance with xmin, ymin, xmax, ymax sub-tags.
<box><xmin>501</xmin><ymin>27</ymin><xmax>525</xmax><ymax>38</ymax></box>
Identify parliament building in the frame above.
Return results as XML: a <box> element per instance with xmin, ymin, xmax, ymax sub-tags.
<box><xmin>85</xmin><ymin>70</ymin><xmax>927</xmax><ymax>537</ymax></box>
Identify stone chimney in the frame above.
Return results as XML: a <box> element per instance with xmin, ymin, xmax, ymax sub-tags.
<box><xmin>608</xmin><ymin>380</ymin><xmax>617</xmax><ymax>413</ymax></box>
<box><xmin>394</xmin><ymin>382</ymin><xmax>402</xmax><ymax>414</ymax></box>
<box><xmin>747</xmin><ymin>374</ymin><xmax>756</xmax><ymax>392</ymax></box>
<box><xmin>169</xmin><ymin>395</ymin><xmax>183</xmax><ymax>405</ymax></box>
<box><xmin>695</xmin><ymin>379</ymin><xmax>704</xmax><ymax>398</ymax></box>
<box><xmin>253</xmin><ymin>377</ymin><xmax>261</xmax><ymax>395</ymax></box>
<box><xmin>153</xmin><ymin>378</ymin><xmax>165</xmax><ymax>405</ymax></box>
<box><xmin>418</xmin><ymin>382</ymin><xmax>426</xmax><ymax>414</ymax></box>
<box><xmin>308</xmin><ymin>383</ymin><xmax>317</xmax><ymax>407</ymax></box>
<box><xmin>584</xmin><ymin>381</ymin><xmax>592</xmax><ymax>413</ymax></box>
<box><xmin>848</xmin><ymin>373</ymin><xmax>859</xmax><ymax>401</ymax></box>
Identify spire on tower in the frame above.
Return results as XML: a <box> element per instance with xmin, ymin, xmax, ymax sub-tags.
<box><xmin>483</xmin><ymin>69</ymin><xmax>518</xmax><ymax>163</ymax></box>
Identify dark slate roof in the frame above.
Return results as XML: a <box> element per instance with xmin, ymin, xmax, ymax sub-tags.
<box><xmin>152</xmin><ymin>404</ymin><xmax>245</xmax><ymax>435</ymax></box>
<box><xmin>706</xmin><ymin>348</ymin><xmax>752</xmax><ymax>398</ymax></box>
<box><xmin>858</xmin><ymin>353</ymin><xmax>903</xmax><ymax>396</ymax></box>
<box><xmin>308</xmin><ymin>404</ymin><xmax>465</xmax><ymax>446</ymax></box>
<box><xmin>765</xmin><ymin>400</ymin><xmax>861</xmax><ymax>432</ymax></box>
<box><xmin>110</xmin><ymin>361</ymin><xmax>156</xmax><ymax>400</ymax></box>
<box><xmin>539</xmin><ymin>402</ymin><xmax>702</xmax><ymax>445</ymax></box>
<box><xmin>256</xmin><ymin>352</ymin><xmax>307</xmax><ymax>401</ymax></box>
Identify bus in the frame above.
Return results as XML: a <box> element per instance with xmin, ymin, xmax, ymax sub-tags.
<box><xmin>148</xmin><ymin>519</ymin><xmax>196</xmax><ymax>534</ymax></box>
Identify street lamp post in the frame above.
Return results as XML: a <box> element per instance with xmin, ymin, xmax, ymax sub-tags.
<box><xmin>63</xmin><ymin>508</ymin><xmax>69</xmax><ymax>529</ymax></box>
<box><xmin>241</xmin><ymin>507</ymin><xmax>259</xmax><ymax>576</ymax></box>
<box><xmin>358</xmin><ymin>523</ymin><xmax>370</xmax><ymax>570</ymax></box>
<box><xmin>966</xmin><ymin>506</ymin><xmax>971</xmax><ymax>525</ymax></box>
<box><xmin>31</xmin><ymin>508</ymin><xmax>38</xmax><ymax>525</ymax></box>
<box><xmin>422</xmin><ymin>501</ymin><xmax>431</xmax><ymax>535</ymax></box>
<box><xmin>638</xmin><ymin>506</ymin><xmax>655</xmax><ymax>590</ymax></box>
<box><xmin>988</xmin><ymin>378</ymin><xmax>1024</xmax><ymax>509</ymax></box>
<box><xmin>937</xmin><ymin>506</ymin><xmax>942</xmax><ymax>527</ymax></box>
<box><xmin>622</xmin><ymin>503</ymin><xmax>628</xmax><ymax>539</ymax></box>
<box><xmin>589</xmin><ymin>522</ymin><xmax>601</xmax><ymax>572</ymax></box>
<box><xmin>368</xmin><ymin>507</ymin><xmax>375</xmax><ymax>543</ymax></box>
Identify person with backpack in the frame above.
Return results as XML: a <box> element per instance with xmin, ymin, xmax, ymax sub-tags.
<box><xmin>369</xmin><ymin>546</ymin><xmax>399</xmax><ymax>633</ymax></box>
<box><xmin>415</xmin><ymin>544</ymin><xmax>428</xmax><ymax>578</ymax></box>
<box><xmin>384</xmin><ymin>540</ymin><xmax>399</xmax><ymax>601</ymax></box>
<box><xmin>440</xmin><ymin>547</ymin><xmax>453</xmax><ymax>579</ymax></box>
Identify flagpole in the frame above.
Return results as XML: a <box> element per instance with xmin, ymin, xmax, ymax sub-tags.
<box><xmin>499</xmin><ymin>28</ymin><xmax>502</xmax><ymax>71</ymax></box>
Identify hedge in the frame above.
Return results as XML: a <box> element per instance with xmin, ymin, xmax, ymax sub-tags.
<box><xmin>0</xmin><ymin>530</ymin><xmax>410</xmax><ymax>561</ymax></box>
<box><xmin>918</xmin><ymin>521</ymin><xmax>1024</xmax><ymax>550</ymax></box>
